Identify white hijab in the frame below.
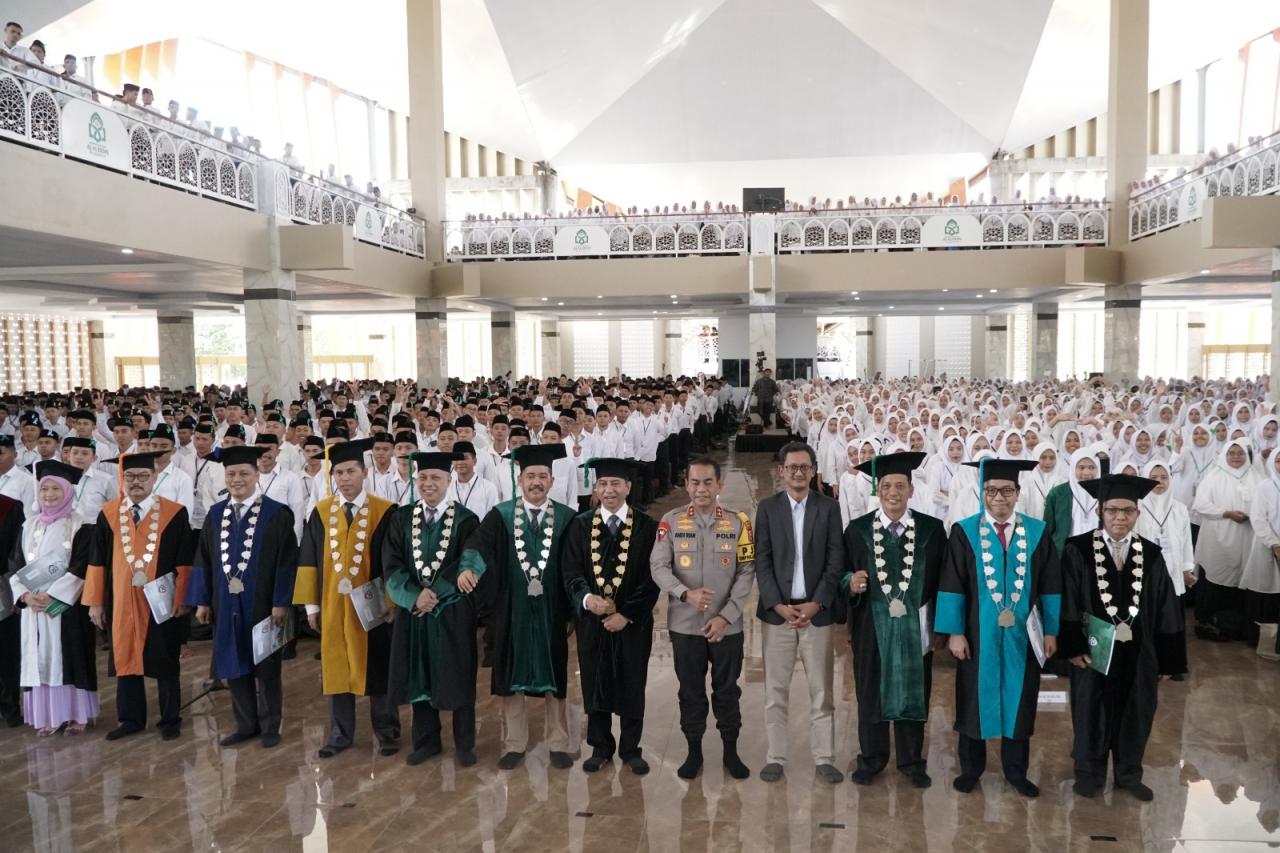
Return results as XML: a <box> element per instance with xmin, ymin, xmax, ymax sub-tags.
<box><xmin>1067</xmin><ymin>447</ymin><xmax>1101</xmax><ymax>537</ymax></box>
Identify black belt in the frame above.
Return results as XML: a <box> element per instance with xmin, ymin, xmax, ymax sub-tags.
<box><xmin>787</xmin><ymin>597</ymin><xmax>809</xmax><ymax>606</ymax></box>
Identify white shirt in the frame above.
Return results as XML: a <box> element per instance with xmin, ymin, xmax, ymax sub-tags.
<box><xmin>254</xmin><ymin>466</ymin><xmax>308</xmax><ymax>543</ymax></box>
<box><xmin>447</xmin><ymin>472</ymin><xmax>498</xmax><ymax>519</ymax></box>
<box><xmin>0</xmin><ymin>465</ymin><xmax>37</xmax><ymax>515</ymax></box>
<box><xmin>787</xmin><ymin>493</ymin><xmax>807</xmax><ymax>600</ymax></box>
<box><xmin>151</xmin><ymin>463</ymin><xmax>195</xmax><ymax>517</ymax></box>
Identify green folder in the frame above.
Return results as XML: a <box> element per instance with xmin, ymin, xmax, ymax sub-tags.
<box><xmin>1085</xmin><ymin>614</ymin><xmax>1116</xmax><ymax>676</ymax></box>
<box><xmin>44</xmin><ymin>600</ymin><xmax>69</xmax><ymax>618</ymax></box>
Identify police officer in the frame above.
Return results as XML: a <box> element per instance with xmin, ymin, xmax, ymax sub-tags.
<box><xmin>651</xmin><ymin>455</ymin><xmax>755</xmax><ymax>781</ymax></box>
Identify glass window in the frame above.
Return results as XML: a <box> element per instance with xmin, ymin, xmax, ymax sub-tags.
<box><xmin>681</xmin><ymin>318</ymin><xmax>720</xmax><ymax>376</ymax></box>
<box><xmin>573</xmin><ymin>321</ymin><xmax>609</xmax><ymax>377</ymax></box>
<box><xmin>620</xmin><ymin>321</ymin><xmax>653</xmax><ymax>377</ymax></box>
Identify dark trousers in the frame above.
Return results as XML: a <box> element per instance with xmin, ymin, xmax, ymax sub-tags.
<box><xmin>694</xmin><ymin>416</ymin><xmax>709</xmax><ymax>452</ymax></box>
<box><xmin>670</xmin><ymin>630</ymin><xmax>743</xmax><ymax>740</ymax></box>
<box><xmin>411</xmin><ymin>701</ymin><xmax>475</xmax><ymax>753</ymax></box>
<box><xmin>587</xmin><ymin>709</ymin><xmax>643</xmax><ymax>760</ymax></box>
<box><xmin>327</xmin><ymin>692</ymin><xmax>399</xmax><ymax>749</ymax></box>
<box><xmin>1072</xmin><ymin>728</ymin><xmax>1146</xmax><ymax>789</ymax></box>
<box><xmin>676</xmin><ymin>429</ymin><xmax>691</xmax><ymax>482</ymax></box>
<box><xmin>958</xmin><ymin>733</ymin><xmax>1029</xmax><ymax>782</ymax></box>
<box><xmin>656</xmin><ymin>440</ymin><xmax>672</xmax><ymax>491</ymax></box>
<box><xmin>228</xmin><ymin>653</ymin><xmax>283</xmax><ymax>736</ymax></box>
<box><xmin>0</xmin><ymin>615</ymin><xmax>20</xmax><ymax>721</ymax></box>
<box><xmin>759</xmin><ymin>399</ymin><xmax>775</xmax><ymax>429</ymax></box>
<box><xmin>1195</xmin><ymin>574</ymin><xmax>1245</xmax><ymax>628</ymax></box>
<box><xmin>639</xmin><ymin>461</ymin><xmax>656</xmax><ymax>506</ymax></box>
<box><xmin>857</xmin><ymin>718</ymin><xmax>925</xmax><ymax>775</ymax></box>
<box><xmin>117</xmin><ymin>674</ymin><xmax>181</xmax><ymax>732</ymax></box>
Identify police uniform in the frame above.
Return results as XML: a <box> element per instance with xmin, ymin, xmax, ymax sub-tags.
<box><xmin>650</xmin><ymin>502</ymin><xmax>755</xmax><ymax>774</ymax></box>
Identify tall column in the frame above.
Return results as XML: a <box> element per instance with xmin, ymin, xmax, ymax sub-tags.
<box><xmin>244</xmin><ymin>222</ymin><xmax>302</xmax><ymax>405</ymax></box>
<box><xmin>297</xmin><ymin>315</ymin><xmax>313</xmax><ymax>381</ymax></box>
<box><xmin>1103</xmin><ymin>284</ymin><xmax>1141</xmax><ymax>383</ymax></box>
<box><xmin>1105</xmin><ymin>0</ymin><xmax>1148</xmax><ymax>249</ymax></box>
<box><xmin>490</xmin><ymin>310</ymin><xmax>515</xmax><ymax>378</ymax></box>
<box><xmin>1031</xmin><ymin>302</ymin><xmax>1059</xmax><ymax>381</ymax></box>
<box><xmin>1271</xmin><ymin>250</ymin><xmax>1280</xmax><ymax>401</ymax></box>
<box><xmin>748</xmin><ymin>255</ymin><xmax>776</xmax><ymax>380</ymax></box>
<box><xmin>156</xmin><ymin>309</ymin><xmax>197</xmax><ymax>389</ymax></box>
<box><xmin>664</xmin><ymin>323</ymin><xmax>682</xmax><ymax>376</ymax></box>
<box><xmin>918</xmin><ymin>316</ymin><xmax>936</xmax><ymax>378</ymax></box>
<box><xmin>406</xmin><ymin>0</ymin><xmax>446</xmax><ymax>260</ymax></box>
<box><xmin>88</xmin><ymin>319</ymin><xmax>107</xmax><ymax>388</ymax></box>
<box><xmin>986</xmin><ymin>316</ymin><xmax>1009</xmax><ymax>380</ymax></box>
<box><xmin>854</xmin><ymin>317</ymin><xmax>872</xmax><ymax>379</ymax></box>
<box><xmin>415</xmin><ymin>297</ymin><xmax>447</xmax><ymax>389</ymax></box>
<box><xmin>606</xmin><ymin>321</ymin><xmax>622</xmax><ymax>378</ymax></box>
<box><xmin>1185</xmin><ymin>311</ymin><xmax>1205</xmax><ymax>379</ymax></box>
<box><xmin>969</xmin><ymin>316</ymin><xmax>987</xmax><ymax>378</ymax></box>
<box><xmin>872</xmin><ymin>317</ymin><xmax>888</xmax><ymax>379</ymax></box>
<box><xmin>540</xmin><ymin>318</ymin><xmax>560</xmax><ymax>378</ymax></box>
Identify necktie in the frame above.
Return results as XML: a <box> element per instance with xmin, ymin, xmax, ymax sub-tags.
<box><xmin>130</xmin><ymin>503</ymin><xmax>141</xmax><ymax>526</ymax></box>
<box><xmin>607</xmin><ymin>515</ymin><xmax>621</xmax><ymax>536</ymax></box>
<box><xmin>889</xmin><ymin>521</ymin><xmax>904</xmax><ymax>538</ymax></box>
<box><xmin>233</xmin><ymin>503</ymin><xmax>243</xmax><ymax>524</ymax></box>
<box><xmin>995</xmin><ymin>521</ymin><xmax>1010</xmax><ymax>549</ymax></box>
<box><xmin>529</xmin><ymin>508</ymin><xmax>541</xmax><ymax>529</ymax></box>
<box><xmin>343</xmin><ymin>501</ymin><xmax>355</xmax><ymax>525</ymax></box>
<box><xmin>424</xmin><ymin>507</ymin><xmax>437</xmax><ymax>528</ymax></box>
<box><xmin>1110</xmin><ymin>538</ymin><xmax>1125</xmax><ymax>565</ymax></box>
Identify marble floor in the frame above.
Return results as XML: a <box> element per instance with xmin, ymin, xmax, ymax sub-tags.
<box><xmin>1</xmin><ymin>449</ymin><xmax>1278</xmax><ymax>852</ymax></box>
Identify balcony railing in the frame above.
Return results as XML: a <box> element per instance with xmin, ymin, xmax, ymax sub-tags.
<box><xmin>0</xmin><ymin>62</ymin><xmax>425</xmax><ymax>258</ymax></box>
<box><xmin>444</xmin><ymin>213</ymin><xmax>749</xmax><ymax>260</ymax></box>
<box><xmin>1129</xmin><ymin>131</ymin><xmax>1280</xmax><ymax>240</ymax></box>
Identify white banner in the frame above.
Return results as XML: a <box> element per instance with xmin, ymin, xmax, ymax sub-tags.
<box><xmin>355</xmin><ymin>205</ymin><xmax>384</xmax><ymax>242</ymax></box>
<box><xmin>1178</xmin><ymin>179</ymin><xmax>1206</xmax><ymax>222</ymax></box>
<box><xmin>60</xmin><ymin>99</ymin><xmax>130</xmax><ymax>171</ymax></box>
<box><xmin>921</xmin><ymin>214</ymin><xmax>981</xmax><ymax>247</ymax></box>
<box><xmin>553</xmin><ymin>225</ymin><xmax>610</xmax><ymax>255</ymax></box>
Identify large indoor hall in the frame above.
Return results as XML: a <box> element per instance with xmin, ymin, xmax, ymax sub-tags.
<box><xmin>1</xmin><ymin>1</ymin><xmax>1279</xmax><ymax>852</ymax></box>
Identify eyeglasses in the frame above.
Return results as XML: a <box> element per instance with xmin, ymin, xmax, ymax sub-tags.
<box><xmin>122</xmin><ymin>473</ymin><xmax>152</xmax><ymax>483</ymax></box>
<box><xmin>983</xmin><ymin>486</ymin><xmax>1018</xmax><ymax>498</ymax></box>
<box><xmin>1102</xmin><ymin>507</ymin><xmax>1139</xmax><ymax>518</ymax></box>
<box><xmin>783</xmin><ymin>464</ymin><xmax>813</xmax><ymax>475</ymax></box>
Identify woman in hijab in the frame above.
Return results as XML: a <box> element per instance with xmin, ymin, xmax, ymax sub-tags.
<box><xmin>942</xmin><ymin>438</ymin><xmax>994</xmax><ymax>532</ymax></box>
<box><xmin>1241</xmin><ymin>448</ymin><xmax>1280</xmax><ymax>660</ymax></box>
<box><xmin>7</xmin><ymin>461</ymin><xmax>98</xmax><ymax>735</ymax></box>
<box><xmin>815</xmin><ymin>415</ymin><xmax>843</xmax><ymax>496</ymax></box>
<box><xmin>1137</xmin><ymin>460</ymin><xmax>1195</xmax><ymax>599</ymax></box>
<box><xmin>1042</xmin><ymin>447</ymin><xmax>1100</xmax><ymax>556</ymax></box>
<box><xmin>1252</xmin><ymin>414</ymin><xmax>1278</xmax><ymax>466</ymax></box>
<box><xmin>838</xmin><ymin>438</ymin><xmax>878</xmax><ymax>527</ymax></box>
<box><xmin>1192</xmin><ymin>438</ymin><xmax>1261</xmax><ymax>635</ymax></box>
<box><xmin>928</xmin><ymin>435</ymin><xmax>965</xmax><ymax>519</ymax></box>
<box><xmin>1018</xmin><ymin>442</ymin><xmax>1065</xmax><ymax>519</ymax></box>
<box><xmin>1002</xmin><ymin>429</ymin><xmax>1027</xmax><ymax>460</ymax></box>
<box><xmin>1127</xmin><ymin>427</ymin><xmax>1159</xmax><ymax>469</ymax></box>
<box><xmin>1171</xmin><ymin>424</ymin><xmax>1216</xmax><ymax>510</ymax></box>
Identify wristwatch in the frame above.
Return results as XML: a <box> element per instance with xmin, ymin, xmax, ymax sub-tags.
<box><xmin>679</xmin><ymin>590</ymin><xmax>688</xmax><ymax>603</ymax></box>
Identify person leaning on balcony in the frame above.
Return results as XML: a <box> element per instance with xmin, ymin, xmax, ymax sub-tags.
<box><xmin>1</xmin><ymin>21</ymin><xmax>36</xmax><ymax>72</ymax></box>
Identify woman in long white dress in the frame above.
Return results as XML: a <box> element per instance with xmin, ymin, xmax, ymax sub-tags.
<box><xmin>1192</xmin><ymin>438</ymin><xmax>1261</xmax><ymax>633</ymax></box>
<box><xmin>927</xmin><ymin>435</ymin><xmax>965</xmax><ymax>519</ymax></box>
<box><xmin>1017</xmin><ymin>442</ymin><xmax>1064</xmax><ymax>519</ymax></box>
<box><xmin>7</xmin><ymin>461</ymin><xmax>98</xmax><ymax>735</ymax></box>
<box><xmin>838</xmin><ymin>438</ymin><xmax>878</xmax><ymax>527</ymax></box>
<box><xmin>1137</xmin><ymin>460</ymin><xmax>1195</xmax><ymax>597</ymax></box>
<box><xmin>1241</xmin><ymin>449</ymin><xmax>1280</xmax><ymax>659</ymax></box>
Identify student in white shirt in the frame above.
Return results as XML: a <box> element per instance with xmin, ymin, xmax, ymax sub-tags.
<box><xmin>253</xmin><ymin>434</ymin><xmax>308</xmax><ymax>543</ymax></box>
<box><xmin>448</xmin><ymin>441</ymin><xmax>499</xmax><ymax>519</ymax></box>
<box><xmin>0</xmin><ymin>435</ymin><xmax>37</xmax><ymax>513</ymax></box>
<box><xmin>147</xmin><ymin>425</ymin><xmax>195</xmax><ymax>516</ymax></box>
<box><xmin>364</xmin><ymin>431</ymin><xmax>399</xmax><ymax>498</ymax></box>
<box><xmin>191</xmin><ymin>424</ymin><xmax>226</xmax><ymax>529</ymax></box>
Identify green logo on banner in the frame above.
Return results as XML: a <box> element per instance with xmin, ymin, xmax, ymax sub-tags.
<box><xmin>1187</xmin><ymin>186</ymin><xmax>1197</xmax><ymax>209</ymax></box>
<box><xmin>944</xmin><ymin>218</ymin><xmax>960</xmax><ymax>236</ymax></box>
<box><xmin>87</xmin><ymin>112</ymin><xmax>107</xmax><ymax>144</ymax></box>
<box><xmin>574</xmin><ymin>228</ymin><xmax>589</xmax><ymax>247</ymax></box>
<box><xmin>364</xmin><ymin>210</ymin><xmax>374</xmax><ymax>229</ymax></box>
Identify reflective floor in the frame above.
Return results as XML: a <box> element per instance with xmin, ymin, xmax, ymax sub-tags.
<box><xmin>1</xmin><ymin>449</ymin><xmax>1278</xmax><ymax>852</ymax></box>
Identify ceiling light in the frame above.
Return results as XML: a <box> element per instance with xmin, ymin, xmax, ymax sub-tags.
<box><xmin>1199</xmin><ymin>268</ymin><xmax>1211</xmax><ymax>275</ymax></box>
<box><xmin>888</xmin><ymin>305</ymin><xmax>895</xmax><ymax>309</ymax></box>
<box><xmin>976</xmin><ymin>294</ymin><xmax>984</xmax><ymax>299</ymax></box>
<box><xmin>853</xmin><ymin>296</ymin><xmax>860</xmax><ymax>301</ymax></box>
<box><xmin>652</xmin><ymin>310</ymin><xmax>657</xmax><ymax>314</ymax></box>
<box><xmin>596</xmin><ymin>311</ymin><xmax>603</xmax><ymax>316</ymax></box>
<box><xmin>941</xmin><ymin>288</ymin><xmax>949</xmax><ymax>292</ymax></box>
<box><xmin>540</xmin><ymin>297</ymin><xmax>548</xmax><ymax>302</ymax></box>
<box><xmin>669</xmin><ymin>294</ymin><xmax>678</xmax><ymax>299</ymax></box>
<box><xmin>557</xmin><ymin>301</ymin><xmax>565</xmax><ymax>306</ymax></box>
<box><xmin>938</xmin><ymin>306</ymin><xmax>945</xmax><ymax>310</ymax></box>
<box><xmin>989</xmin><ymin>288</ymin><xmax>997</xmax><ymax>293</ymax></box>
<box><xmin>850</xmin><ymin>290</ymin><xmax>859</xmax><ymax>295</ymax></box>
<box><xmin>596</xmin><ymin>295</ymin><xmax>603</xmax><ymax>299</ymax></box>
<box><xmin>120</xmin><ymin>248</ymin><xmax>134</xmax><ymax>255</ymax></box>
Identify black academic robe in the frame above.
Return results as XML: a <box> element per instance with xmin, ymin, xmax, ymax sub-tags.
<box><xmin>383</xmin><ymin>503</ymin><xmax>481</xmax><ymax>710</ymax></box>
<box><xmin>87</xmin><ymin>501</ymin><xmax>194</xmax><ymax>680</ymax></box>
<box><xmin>1058</xmin><ymin>532</ymin><xmax>1186</xmax><ymax>762</ymax></box>
<box><xmin>560</xmin><ymin>508</ymin><xmax>660</xmax><ymax>717</ymax></box>
<box><xmin>843</xmin><ymin>510</ymin><xmax>945</xmax><ymax>724</ymax></box>
<box><xmin>8</xmin><ymin>524</ymin><xmax>98</xmax><ymax>693</ymax></box>
<box><xmin>463</xmin><ymin>500</ymin><xmax>575</xmax><ymax>699</ymax></box>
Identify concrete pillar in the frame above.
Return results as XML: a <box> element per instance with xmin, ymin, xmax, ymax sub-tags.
<box><xmin>558</xmin><ymin>321</ymin><xmax>574</xmax><ymax>379</ymax></box>
<box><xmin>244</xmin><ymin>222</ymin><xmax>302</xmax><ymax>405</ymax></box>
<box><xmin>490</xmin><ymin>310</ymin><xmax>515</xmax><ymax>379</ymax></box>
<box><xmin>539</xmin><ymin>167</ymin><xmax>558</xmax><ymax>215</ymax></box>
<box><xmin>414</xmin><ymin>297</ymin><xmax>447</xmax><ymax>389</ymax></box>
<box><xmin>156</xmin><ymin>309</ymin><xmax>197</xmax><ymax>390</ymax></box>
<box><xmin>1103</xmin><ymin>284</ymin><xmax>1142</xmax><ymax>383</ymax></box>
<box><xmin>871</xmin><ymin>317</ymin><xmax>888</xmax><ymax>379</ymax></box>
<box><xmin>1185</xmin><ymin>312</ymin><xmax>1205</xmax><ymax>379</ymax></box>
<box><xmin>1031</xmin><ymin>302</ymin><xmax>1059</xmax><ymax>381</ymax></box>
<box><xmin>1271</xmin><ymin>250</ymin><xmax>1280</xmax><ymax>402</ymax></box>
<box><xmin>606</xmin><ymin>320</ymin><xmax>622</xmax><ymax>378</ymax></box>
<box><xmin>1104</xmin><ymin>0</ymin><xmax>1148</xmax><ymax>248</ymax></box>
<box><xmin>665</xmin><ymin>325</ymin><xmax>682</xmax><ymax>376</ymax></box>
<box><xmin>918</xmin><ymin>316</ymin><xmax>936</xmax><ymax>378</ymax></box>
<box><xmin>406</xmin><ymin>0</ymin><xmax>446</xmax><ymax>260</ymax></box>
<box><xmin>854</xmin><ymin>316</ymin><xmax>872</xmax><ymax>379</ymax></box>
<box><xmin>297</xmin><ymin>315</ymin><xmax>313</xmax><ymax>381</ymax></box>
<box><xmin>540</xmin><ymin>318</ymin><xmax>561</xmax><ymax>379</ymax></box>
<box><xmin>986</xmin><ymin>316</ymin><xmax>1009</xmax><ymax>380</ymax></box>
<box><xmin>970</xmin><ymin>316</ymin><xmax>987</xmax><ymax>378</ymax></box>
<box><xmin>88</xmin><ymin>319</ymin><xmax>107</xmax><ymax>388</ymax></box>
<box><xmin>748</xmin><ymin>255</ymin><xmax>776</xmax><ymax>378</ymax></box>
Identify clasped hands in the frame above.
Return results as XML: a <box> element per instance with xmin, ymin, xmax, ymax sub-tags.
<box><xmin>585</xmin><ymin>594</ymin><xmax>629</xmax><ymax>632</ymax></box>
<box><xmin>774</xmin><ymin>601</ymin><xmax>820</xmax><ymax>628</ymax></box>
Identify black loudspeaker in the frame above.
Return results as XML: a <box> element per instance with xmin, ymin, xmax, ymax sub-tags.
<box><xmin>743</xmin><ymin>187</ymin><xmax>785</xmax><ymax>212</ymax></box>
<box><xmin>745</xmin><ymin>424</ymin><xmax>764</xmax><ymax>435</ymax></box>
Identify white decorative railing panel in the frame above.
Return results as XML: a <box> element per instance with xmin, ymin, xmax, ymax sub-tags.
<box><xmin>445</xmin><ymin>214</ymin><xmax>750</xmax><ymax>260</ymax></box>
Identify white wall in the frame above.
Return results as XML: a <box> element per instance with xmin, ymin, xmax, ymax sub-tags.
<box><xmin>776</xmin><ymin>315</ymin><xmax>817</xmax><ymax>360</ymax></box>
<box><xmin>718</xmin><ymin>315</ymin><xmax>749</xmax><ymax>361</ymax></box>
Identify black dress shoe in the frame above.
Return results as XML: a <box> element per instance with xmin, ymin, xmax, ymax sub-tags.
<box><xmin>582</xmin><ymin>754</ymin><xmax>611</xmax><ymax>773</ymax></box>
<box><xmin>497</xmin><ymin>751</ymin><xmax>525</xmax><ymax>770</ymax></box>
<box><xmin>625</xmin><ymin>756</ymin><xmax>650</xmax><ymax>776</ymax></box>
<box><xmin>1073</xmin><ymin>779</ymin><xmax>1100</xmax><ymax>798</ymax></box>
<box><xmin>1121</xmin><ymin>782</ymin><xmax>1154</xmax><ymax>802</ymax></box>
<box><xmin>105</xmin><ymin>724</ymin><xmax>143</xmax><ymax>741</ymax></box>
<box><xmin>677</xmin><ymin>751</ymin><xmax>703</xmax><ymax>780</ymax></box>
<box><xmin>1008</xmin><ymin>777</ymin><xmax>1040</xmax><ymax>798</ymax></box>
<box><xmin>261</xmin><ymin>733</ymin><xmax>281</xmax><ymax>749</ymax></box>
<box><xmin>160</xmin><ymin>727</ymin><xmax>181</xmax><ymax>742</ymax></box>
<box><xmin>405</xmin><ymin>743</ymin><xmax>442</xmax><ymax>766</ymax></box>
<box><xmin>379</xmin><ymin>743</ymin><xmax>400</xmax><ymax>757</ymax></box>
<box><xmin>850</xmin><ymin>769</ymin><xmax>876</xmax><ymax>786</ymax></box>
<box><xmin>549</xmin><ymin>751</ymin><xmax>574</xmax><ymax>769</ymax></box>
<box><xmin>456</xmin><ymin>750</ymin><xmax>477</xmax><ymax>767</ymax></box>
<box><xmin>203</xmin><ymin>678</ymin><xmax>227</xmax><ymax>692</ymax></box>
<box><xmin>952</xmin><ymin>774</ymin><xmax>980</xmax><ymax>793</ymax></box>
<box><xmin>907</xmin><ymin>771</ymin><xmax>932</xmax><ymax>789</ymax></box>
<box><xmin>219</xmin><ymin>730</ymin><xmax>260</xmax><ymax>748</ymax></box>
<box><xmin>318</xmin><ymin>744</ymin><xmax>348</xmax><ymax>759</ymax></box>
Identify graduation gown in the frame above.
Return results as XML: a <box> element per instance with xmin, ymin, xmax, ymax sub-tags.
<box><xmin>8</xmin><ymin>518</ymin><xmax>97</xmax><ymax>693</ymax></box>
<box><xmin>1058</xmin><ymin>532</ymin><xmax>1186</xmax><ymax>764</ymax></box>
<box><xmin>294</xmin><ymin>494</ymin><xmax>395</xmax><ymax>696</ymax></box>
<box><xmin>460</xmin><ymin>499</ymin><xmax>575</xmax><ymax>699</ymax></box>
<box><xmin>560</xmin><ymin>508</ymin><xmax>660</xmax><ymax>716</ymax></box>
<box><xmin>186</xmin><ymin>497</ymin><xmax>298</xmax><ymax>680</ymax></box>
<box><xmin>384</xmin><ymin>500</ymin><xmax>480</xmax><ymax>710</ymax></box>
<box><xmin>841</xmin><ymin>510</ymin><xmax>945</xmax><ymax>723</ymax></box>
<box><xmin>935</xmin><ymin>512</ymin><xmax>1061</xmax><ymax>741</ymax></box>
<box><xmin>1041</xmin><ymin>482</ymin><xmax>1075</xmax><ymax>556</ymax></box>
<box><xmin>84</xmin><ymin>498</ymin><xmax>193</xmax><ymax>679</ymax></box>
